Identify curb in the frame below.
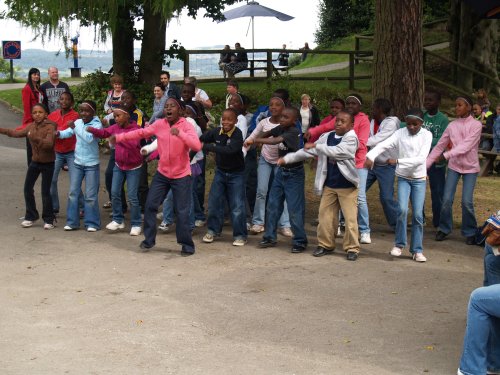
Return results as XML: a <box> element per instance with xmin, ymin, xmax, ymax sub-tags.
<box><xmin>0</xmin><ymin>98</ymin><xmax>22</xmax><ymax>115</ymax></box>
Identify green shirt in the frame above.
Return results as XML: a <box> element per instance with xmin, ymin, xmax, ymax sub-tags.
<box><xmin>423</xmin><ymin>110</ymin><xmax>449</xmax><ymax>167</ymax></box>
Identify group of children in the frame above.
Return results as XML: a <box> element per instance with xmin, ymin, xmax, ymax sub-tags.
<box><xmin>1</xmin><ymin>71</ymin><xmax>490</xmax><ymax>261</ymax></box>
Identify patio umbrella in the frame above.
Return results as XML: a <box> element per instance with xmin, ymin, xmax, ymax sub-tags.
<box><xmin>222</xmin><ymin>1</ymin><xmax>294</xmax><ymax>51</ymax></box>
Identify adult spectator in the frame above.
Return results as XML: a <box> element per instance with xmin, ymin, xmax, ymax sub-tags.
<box><xmin>299</xmin><ymin>93</ymin><xmax>320</xmax><ymax>133</ymax></box>
<box><xmin>103</xmin><ymin>75</ymin><xmax>125</xmax><ymax>115</ymax></box>
<box><xmin>224</xmin><ymin>43</ymin><xmax>248</xmax><ymax>78</ymax></box>
<box><xmin>219</xmin><ymin>45</ymin><xmax>235</xmax><ymax>78</ymax></box>
<box><xmin>184</xmin><ymin>76</ymin><xmax>212</xmax><ymax>109</ymax></box>
<box><xmin>160</xmin><ymin>71</ymin><xmax>181</xmax><ymax>99</ymax></box>
<box><xmin>41</xmin><ymin>66</ymin><xmax>70</xmax><ymax>113</ymax></box>
<box><xmin>149</xmin><ymin>83</ymin><xmax>167</xmax><ymax>124</ymax></box>
<box><xmin>277</xmin><ymin>44</ymin><xmax>289</xmax><ymax>67</ymax></box>
<box><xmin>300</xmin><ymin>42</ymin><xmax>311</xmax><ymax>62</ymax></box>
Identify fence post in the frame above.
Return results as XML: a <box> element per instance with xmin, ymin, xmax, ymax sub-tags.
<box><xmin>250</xmin><ymin>60</ymin><xmax>255</xmax><ymax>78</ymax></box>
<box><xmin>354</xmin><ymin>36</ymin><xmax>360</xmax><ymax>65</ymax></box>
<box><xmin>267</xmin><ymin>51</ymin><xmax>273</xmax><ymax>79</ymax></box>
<box><xmin>349</xmin><ymin>52</ymin><xmax>355</xmax><ymax>90</ymax></box>
<box><xmin>184</xmin><ymin>53</ymin><xmax>190</xmax><ymax>78</ymax></box>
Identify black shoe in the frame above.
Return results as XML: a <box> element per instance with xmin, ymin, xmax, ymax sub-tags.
<box><xmin>181</xmin><ymin>250</ymin><xmax>195</xmax><ymax>257</ymax></box>
<box><xmin>346</xmin><ymin>251</ymin><xmax>358</xmax><ymax>261</ymax></box>
<box><xmin>258</xmin><ymin>238</ymin><xmax>277</xmax><ymax>248</ymax></box>
<box><xmin>465</xmin><ymin>236</ymin><xmax>476</xmax><ymax>246</ymax></box>
<box><xmin>435</xmin><ymin>231</ymin><xmax>448</xmax><ymax>241</ymax></box>
<box><xmin>139</xmin><ymin>241</ymin><xmax>153</xmax><ymax>252</ymax></box>
<box><xmin>312</xmin><ymin>246</ymin><xmax>334</xmax><ymax>257</ymax></box>
<box><xmin>291</xmin><ymin>244</ymin><xmax>306</xmax><ymax>253</ymax></box>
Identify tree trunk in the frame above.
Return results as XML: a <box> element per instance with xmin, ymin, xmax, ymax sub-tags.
<box><xmin>456</xmin><ymin>3</ymin><xmax>477</xmax><ymax>91</ymax></box>
<box><xmin>111</xmin><ymin>5</ymin><xmax>135</xmax><ymax>79</ymax></box>
<box><xmin>372</xmin><ymin>0</ymin><xmax>424</xmax><ymax>119</ymax></box>
<box><xmin>470</xmin><ymin>20</ymin><xmax>500</xmax><ymax>96</ymax></box>
<box><xmin>138</xmin><ymin>2</ymin><xmax>167</xmax><ymax>85</ymax></box>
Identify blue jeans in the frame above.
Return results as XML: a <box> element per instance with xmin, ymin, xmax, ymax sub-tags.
<box><xmin>359</xmin><ymin>164</ymin><xmax>399</xmax><ymax>233</ymax></box>
<box><xmin>439</xmin><ymin>169</ymin><xmax>478</xmax><ymax>237</ymax></box>
<box><xmin>264</xmin><ymin>166</ymin><xmax>307</xmax><ymax>246</ymax></box>
<box><xmin>484</xmin><ymin>243</ymin><xmax>500</xmax><ymax>287</ymax></box>
<box><xmin>112</xmin><ymin>166</ymin><xmax>142</xmax><ymax>227</ymax></box>
<box><xmin>67</xmin><ymin>163</ymin><xmax>100</xmax><ymax>230</ymax></box>
<box><xmin>427</xmin><ymin>164</ymin><xmax>446</xmax><ymax>228</ymax></box>
<box><xmin>459</xmin><ymin>284</ymin><xmax>500</xmax><ymax>375</ymax></box>
<box><xmin>143</xmin><ymin>172</ymin><xmax>194</xmax><ymax>253</ymax></box>
<box><xmin>207</xmin><ymin>169</ymin><xmax>247</xmax><ymax>240</ymax></box>
<box><xmin>252</xmin><ymin>156</ymin><xmax>290</xmax><ymax>228</ymax></box>
<box><xmin>105</xmin><ymin>149</ymin><xmax>127</xmax><ymax>211</ymax></box>
<box><xmin>395</xmin><ymin>177</ymin><xmax>426</xmax><ymax>253</ymax></box>
<box><xmin>356</xmin><ymin>168</ymin><xmax>369</xmax><ymax>233</ymax></box>
<box><xmin>50</xmin><ymin>151</ymin><xmax>83</xmax><ymax>213</ymax></box>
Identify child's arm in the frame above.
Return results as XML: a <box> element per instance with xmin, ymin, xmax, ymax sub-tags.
<box><xmin>0</xmin><ymin>125</ymin><xmax>30</xmax><ymax>138</ymax></box>
<box><xmin>397</xmin><ymin>131</ymin><xmax>433</xmax><ymax>169</ymax></box>
<box><xmin>199</xmin><ymin>128</ymin><xmax>216</xmax><ymax>144</ymax></box>
<box><xmin>116</xmin><ymin>124</ymin><xmax>155</xmax><ymax>143</ymax></box>
<box><xmin>203</xmin><ymin>130</ymin><xmax>244</xmax><ymax>155</ymax></box>
<box><xmin>442</xmin><ymin>121</ymin><xmax>482</xmax><ymax>160</ymax></box>
<box><xmin>36</xmin><ymin>123</ymin><xmax>57</xmax><ymax>151</ymax></box>
<box><xmin>174</xmin><ymin>121</ymin><xmax>202</xmax><ymax>152</ymax></box>
<box><xmin>307</xmin><ymin>118</ymin><xmax>335</xmax><ymax>141</ymax></box>
<box><xmin>253</xmin><ymin>134</ymin><xmax>283</xmax><ymax>145</ymax></box>
<box><xmin>426</xmin><ymin>127</ymin><xmax>451</xmax><ymax>168</ymax></box>
<box><xmin>366</xmin><ymin>117</ymin><xmax>399</xmax><ymax>148</ymax></box>
<box><xmin>315</xmin><ymin>134</ymin><xmax>358</xmax><ymax>161</ymax></box>
<box><xmin>74</xmin><ymin>120</ymin><xmax>102</xmax><ymax>144</ymax></box>
<box><xmin>141</xmin><ymin>139</ymin><xmax>158</xmax><ymax>155</ymax></box>
<box><xmin>365</xmin><ymin>131</ymin><xmax>399</xmax><ymax>168</ymax></box>
<box><xmin>86</xmin><ymin>125</ymin><xmax>116</xmax><ymax>139</ymax></box>
<box><xmin>281</xmin><ymin>147</ymin><xmax>317</xmax><ymax>165</ymax></box>
<box><xmin>244</xmin><ymin>118</ymin><xmax>266</xmax><ymax>145</ymax></box>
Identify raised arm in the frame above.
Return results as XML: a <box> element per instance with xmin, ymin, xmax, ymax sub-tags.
<box><xmin>0</xmin><ymin>125</ymin><xmax>30</xmax><ymax>138</ymax></box>
<box><xmin>398</xmin><ymin>131</ymin><xmax>432</xmax><ymax>169</ymax></box>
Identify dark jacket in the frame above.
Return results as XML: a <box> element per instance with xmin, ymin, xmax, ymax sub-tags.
<box><xmin>200</xmin><ymin>126</ymin><xmax>245</xmax><ymax>172</ymax></box>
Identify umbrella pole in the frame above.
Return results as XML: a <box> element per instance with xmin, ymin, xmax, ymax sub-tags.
<box><xmin>252</xmin><ymin>16</ymin><xmax>255</xmax><ymax>61</ymax></box>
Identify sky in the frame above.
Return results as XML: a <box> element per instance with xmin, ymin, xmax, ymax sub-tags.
<box><xmin>0</xmin><ymin>0</ymin><xmax>320</xmax><ymax>52</ymax></box>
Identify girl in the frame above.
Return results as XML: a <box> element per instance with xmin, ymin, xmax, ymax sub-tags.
<box><xmin>48</xmin><ymin>92</ymin><xmax>80</xmax><ymax>215</ymax></box>
<box><xmin>366</xmin><ymin>108</ymin><xmax>433</xmax><ymax>262</ymax></box>
<box><xmin>112</xmin><ymin>98</ymin><xmax>202</xmax><ymax>256</ymax></box>
<box><xmin>87</xmin><ymin>104</ymin><xmax>142</xmax><ymax>236</ymax></box>
<box><xmin>299</xmin><ymin>93</ymin><xmax>320</xmax><ymax>134</ymax></box>
<box><xmin>244</xmin><ymin>96</ymin><xmax>292</xmax><ymax>237</ymax></box>
<box><xmin>0</xmin><ymin>103</ymin><xmax>57</xmax><ymax>229</ymax></box>
<box><xmin>427</xmin><ymin>96</ymin><xmax>483</xmax><ymax>245</ymax></box>
<box><xmin>104</xmin><ymin>75</ymin><xmax>125</xmax><ymax>114</ymax></box>
<box><xmin>228</xmin><ymin>93</ymin><xmax>248</xmax><ymax>139</ymax></box>
<box><xmin>20</xmin><ymin>68</ymin><xmax>45</xmax><ymax>165</ymax></box>
<box><xmin>58</xmin><ymin>100</ymin><xmax>103</xmax><ymax>232</ymax></box>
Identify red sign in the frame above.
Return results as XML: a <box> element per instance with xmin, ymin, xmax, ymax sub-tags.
<box><xmin>2</xmin><ymin>41</ymin><xmax>21</xmax><ymax>60</ymax></box>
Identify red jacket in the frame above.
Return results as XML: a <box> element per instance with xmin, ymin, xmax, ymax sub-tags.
<box><xmin>48</xmin><ymin>109</ymin><xmax>79</xmax><ymax>154</ymax></box>
<box><xmin>19</xmin><ymin>84</ymin><xmax>44</xmax><ymax>130</ymax></box>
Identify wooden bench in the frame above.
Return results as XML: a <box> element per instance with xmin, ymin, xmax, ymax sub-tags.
<box><xmin>234</xmin><ymin>59</ymin><xmax>289</xmax><ymax>77</ymax></box>
<box><xmin>478</xmin><ymin>133</ymin><xmax>499</xmax><ymax>176</ymax></box>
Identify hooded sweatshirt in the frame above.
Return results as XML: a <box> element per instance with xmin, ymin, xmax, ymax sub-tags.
<box><xmin>58</xmin><ymin>116</ymin><xmax>102</xmax><ymax>166</ymax></box>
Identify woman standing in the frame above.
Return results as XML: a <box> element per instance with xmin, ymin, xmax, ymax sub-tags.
<box><xmin>103</xmin><ymin>75</ymin><xmax>125</xmax><ymax>114</ymax></box>
<box><xmin>299</xmin><ymin>94</ymin><xmax>320</xmax><ymax>134</ymax></box>
<box><xmin>149</xmin><ymin>83</ymin><xmax>167</xmax><ymax>124</ymax></box>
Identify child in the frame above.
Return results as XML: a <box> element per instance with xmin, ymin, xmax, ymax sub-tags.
<box><xmin>280</xmin><ymin>110</ymin><xmax>360</xmax><ymax>260</ymax></box>
<box><xmin>48</xmin><ymin>92</ymin><xmax>80</xmax><ymax>215</ymax></box>
<box><xmin>86</xmin><ymin>104</ymin><xmax>143</xmax><ymax>236</ymax></box>
<box><xmin>112</xmin><ymin>98</ymin><xmax>201</xmax><ymax>256</ymax></box>
<box><xmin>227</xmin><ymin>93</ymin><xmax>248</xmax><ymax>139</ymax></box>
<box><xmin>476</xmin><ymin>88</ymin><xmax>491</xmax><ymax>118</ymax></box>
<box><xmin>58</xmin><ymin>100</ymin><xmax>103</xmax><ymax>232</ymax></box>
<box><xmin>200</xmin><ymin>108</ymin><xmax>247</xmax><ymax>246</ymax></box>
<box><xmin>0</xmin><ymin>103</ymin><xmax>57</xmax><ymax>229</ymax></box>
<box><xmin>422</xmin><ymin>89</ymin><xmax>449</xmax><ymax>228</ymax></box>
<box><xmin>427</xmin><ymin>96</ymin><xmax>483</xmax><ymax>245</ymax></box>
<box><xmin>493</xmin><ymin>104</ymin><xmax>500</xmax><ymax>154</ymax></box>
<box><xmin>366</xmin><ymin>109</ymin><xmax>432</xmax><ymax>262</ymax></box>
<box><xmin>247</xmin><ymin>107</ymin><xmax>307</xmax><ymax>253</ymax></box>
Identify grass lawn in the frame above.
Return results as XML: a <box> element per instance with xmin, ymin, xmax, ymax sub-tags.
<box><xmin>0</xmin><ymin>88</ymin><xmax>22</xmax><ymax>109</ymax></box>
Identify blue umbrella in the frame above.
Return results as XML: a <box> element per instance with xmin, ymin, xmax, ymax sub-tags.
<box><xmin>222</xmin><ymin>1</ymin><xmax>294</xmax><ymax>51</ymax></box>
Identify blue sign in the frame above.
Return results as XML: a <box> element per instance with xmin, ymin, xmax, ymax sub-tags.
<box><xmin>2</xmin><ymin>41</ymin><xmax>21</xmax><ymax>60</ymax></box>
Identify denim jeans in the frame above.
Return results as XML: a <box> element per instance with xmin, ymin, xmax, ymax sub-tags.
<box><xmin>24</xmin><ymin>161</ymin><xmax>55</xmax><ymax>224</ymax></box>
<box><xmin>395</xmin><ymin>177</ymin><xmax>426</xmax><ymax>253</ymax></box>
<box><xmin>356</xmin><ymin>167</ymin><xmax>369</xmax><ymax>233</ymax></box>
<box><xmin>264</xmin><ymin>166</ymin><xmax>307</xmax><ymax>246</ymax></box>
<box><xmin>244</xmin><ymin>147</ymin><xmax>258</xmax><ymax>219</ymax></box>
<box><xmin>50</xmin><ymin>151</ymin><xmax>83</xmax><ymax>213</ymax></box>
<box><xmin>427</xmin><ymin>164</ymin><xmax>446</xmax><ymax>228</ymax></box>
<box><xmin>252</xmin><ymin>156</ymin><xmax>290</xmax><ymax>228</ymax></box>
<box><xmin>439</xmin><ymin>169</ymin><xmax>478</xmax><ymax>237</ymax></box>
<box><xmin>207</xmin><ymin>169</ymin><xmax>247</xmax><ymax>240</ymax></box>
<box><xmin>67</xmin><ymin>163</ymin><xmax>100</xmax><ymax>230</ymax></box>
<box><xmin>112</xmin><ymin>166</ymin><xmax>142</xmax><ymax>227</ymax></box>
<box><xmin>143</xmin><ymin>172</ymin><xmax>194</xmax><ymax>253</ymax></box>
<box><xmin>459</xmin><ymin>284</ymin><xmax>500</xmax><ymax>375</ymax></box>
<box><xmin>359</xmin><ymin>164</ymin><xmax>399</xmax><ymax>233</ymax></box>
<box><xmin>105</xmin><ymin>149</ymin><xmax>127</xmax><ymax>211</ymax></box>
<box><xmin>484</xmin><ymin>243</ymin><xmax>500</xmax><ymax>287</ymax></box>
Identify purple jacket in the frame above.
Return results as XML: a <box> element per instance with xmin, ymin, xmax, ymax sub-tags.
<box><xmin>426</xmin><ymin>115</ymin><xmax>482</xmax><ymax>174</ymax></box>
<box><xmin>88</xmin><ymin>121</ymin><xmax>143</xmax><ymax>170</ymax></box>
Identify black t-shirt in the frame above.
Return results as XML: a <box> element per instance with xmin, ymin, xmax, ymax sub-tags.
<box><xmin>270</xmin><ymin>125</ymin><xmax>302</xmax><ymax>168</ymax></box>
<box><xmin>40</xmin><ymin>81</ymin><xmax>70</xmax><ymax>113</ymax></box>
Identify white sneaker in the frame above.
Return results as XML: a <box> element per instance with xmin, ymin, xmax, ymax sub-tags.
<box><xmin>158</xmin><ymin>221</ymin><xmax>171</xmax><ymax>232</ymax></box>
<box><xmin>232</xmin><ymin>239</ymin><xmax>247</xmax><ymax>246</ymax></box>
<box><xmin>360</xmin><ymin>232</ymin><xmax>372</xmax><ymax>244</ymax></box>
<box><xmin>195</xmin><ymin>220</ymin><xmax>206</xmax><ymax>227</ymax></box>
<box><xmin>64</xmin><ymin>225</ymin><xmax>74</xmax><ymax>231</ymax></box>
<box><xmin>390</xmin><ymin>247</ymin><xmax>403</xmax><ymax>257</ymax></box>
<box><xmin>87</xmin><ymin>227</ymin><xmax>97</xmax><ymax>232</ymax></box>
<box><xmin>106</xmin><ymin>221</ymin><xmax>125</xmax><ymax>231</ymax></box>
<box><xmin>278</xmin><ymin>227</ymin><xmax>293</xmax><ymax>237</ymax></box>
<box><xmin>21</xmin><ymin>220</ymin><xmax>34</xmax><ymax>228</ymax></box>
<box><xmin>202</xmin><ymin>233</ymin><xmax>214</xmax><ymax>243</ymax></box>
<box><xmin>249</xmin><ymin>224</ymin><xmax>265</xmax><ymax>234</ymax></box>
<box><xmin>156</xmin><ymin>212</ymin><xmax>164</xmax><ymax>220</ymax></box>
<box><xmin>413</xmin><ymin>253</ymin><xmax>427</xmax><ymax>262</ymax></box>
<box><xmin>44</xmin><ymin>223</ymin><xmax>55</xmax><ymax>230</ymax></box>
<box><xmin>130</xmin><ymin>226</ymin><xmax>142</xmax><ymax>236</ymax></box>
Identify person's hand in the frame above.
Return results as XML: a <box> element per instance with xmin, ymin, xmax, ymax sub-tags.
<box><xmin>364</xmin><ymin>158</ymin><xmax>374</xmax><ymax>169</ymax></box>
<box><xmin>102</xmin><ymin>118</ymin><xmax>109</xmax><ymax>128</ymax></box>
<box><xmin>277</xmin><ymin>158</ymin><xmax>286</xmax><ymax>166</ymax></box>
<box><xmin>437</xmin><ymin>154</ymin><xmax>446</xmax><ymax>163</ymax></box>
<box><xmin>140</xmin><ymin>148</ymin><xmax>148</xmax><ymax>156</ymax></box>
<box><xmin>108</xmin><ymin>135</ymin><xmax>116</xmax><ymax>146</ymax></box>
<box><xmin>304</xmin><ymin>142</ymin><xmax>315</xmax><ymax>150</ymax></box>
<box><xmin>303</xmin><ymin>131</ymin><xmax>311</xmax><ymax>141</ymax></box>
<box><xmin>244</xmin><ymin>139</ymin><xmax>254</xmax><ymax>147</ymax></box>
<box><xmin>387</xmin><ymin>159</ymin><xmax>397</xmax><ymax>165</ymax></box>
<box><xmin>170</xmin><ymin>127</ymin><xmax>179</xmax><ymax>136</ymax></box>
<box><xmin>67</xmin><ymin>121</ymin><xmax>75</xmax><ymax>129</ymax></box>
<box><xmin>85</xmin><ymin>127</ymin><xmax>92</xmax><ymax>132</ymax></box>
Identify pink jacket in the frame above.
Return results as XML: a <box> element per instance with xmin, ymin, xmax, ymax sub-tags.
<box><xmin>426</xmin><ymin>115</ymin><xmax>482</xmax><ymax>174</ymax></box>
<box><xmin>116</xmin><ymin>117</ymin><xmax>201</xmax><ymax>179</ymax></box>
<box><xmin>308</xmin><ymin>112</ymin><xmax>370</xmax><ymax>168</ymax></box>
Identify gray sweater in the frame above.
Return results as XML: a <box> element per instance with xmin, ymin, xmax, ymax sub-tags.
<box><xmin>366</xmin><ymin>116</ymin><xmax>400</xmax><ymax>165</ymax></box>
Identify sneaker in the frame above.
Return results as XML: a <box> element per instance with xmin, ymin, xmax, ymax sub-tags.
<box><xmin>195</xmin><ymin>220</ymin><xmax>206</xmax><ymax>227</ymax></box>
<box><xmin>232</xmin><ymin>239</ymin><xmax>247</xmax><ymax>246</ymax></box>
<box><xmin>21</xmin><ymin>220</ymin><xmax>34</xmax><ymax>228</ymax></box>
<box><xmin>106</xmin><ymin>221</ymin><xmax>125</xmax><ymax>231</ymax></box>
<box><xmin>202</xmin><ymin>233</ymin><xmax>214</xmax><ymax>243</ymax></box>
<box><xmin>413</xmin><ymin>253</ymin><xmax>427</xmax><ymax>262</ymax></box>
<box><xmin>64</xmin><ymin>225</ymin><xmax>75</xmax><ymax>231</ymax></box>
<box><xmin>87</xmin><ymin>227</ymin><xmax>97</xmax><ymax>232</ymax></box>
<box><xmin>103</xmin><ymin>201</ymin><xmax>112</xmax><ymax>209</ymax></box>
<box><xmin>130</xmin><ymin>226</ymin><xmax>142</xmax><ymax>236</ymax></box>
<box><xmin>158</xmin><ymin>221</ymin><xmax>171</xmax><ymax>232</ymax></box>
<box><xmin>337</xmin><ymin>225</ymin><xmax>345</xmax><ymax>237</ymax></box>
<box><xmin>278</xmin><ymin>227</ymin><xmax>293</xmax><ymax>237</ymax></box>
<box><xmin>156</xmin><ymin>212</ymin><xmax>164</xmax><ymax>220</ymax></box>
<box><xmin>249</xmin><ymin>224</ymin><xmax>265</xmax><ymax>234</ymax></box>
<box><xmin>390</xmin><ymin>247</ymin><xmax>403</xmax><ymax>257</ymax></box>
<box><xmin>360</xmin><ymin>232</ymin><xmax>372</xmax><ymax>244</ymax></box>
<box><xmin>43</xmin><ymin>223</ymin><xmax>55</xmax><ymax>230</ymax></box>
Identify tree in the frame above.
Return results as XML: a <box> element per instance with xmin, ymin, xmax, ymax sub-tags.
<box><xmin>372</xmin><ymin>0</ymin><xmax>424</xmax><ymax>118</ymax></box>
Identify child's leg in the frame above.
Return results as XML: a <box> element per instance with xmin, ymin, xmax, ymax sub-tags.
<box><xmin>427</xmin><ymin>164</ymin><xmax>446</xmax><ymax>228</ymax></box>
<box><xmin>244</xmin><ymin>147</ymin><xmax>258</xmax><ymax>220</ymax></box>
<box><xmin>171</xmin><ymin>175</ymin><xmax>195</xmax><ymax>254</ymax></box>
<box><xmin>66</xmin><ymin>163</ymin><xmax>85</xmax><ymax>228</ymax></box>
<box><xmin>252</xmin><ymin>156</ymin><xmax>273</xmax><ymax>226</ymax></box>
<box><xmin>337</xmin><ymin>187</ymin><xmax>360</xmax><ymax>253</ymax></box>
<box><xmin>374</xmin><ymin>164</ymin><xmax>399</xmax><ymax>229</ymax></box>
<box><xmin>143</xmin><ymin>172</ymin><xmax>171</xmax><ymax>247</ymax></box>
<box><xmin>82</xmin><ymin>164</ymin><xmax>101</xmax><ymax>230</ymax></box>
<box><xmin>409</xmin><ymin>179</ymin><xmax>426</xmax><ymax>254</ymax></box>
<box><xmin>263</xmin><ymin>169</ymin><xmax>285</xmax><ymax>242</ymax></box>
<box><xmin>125</xmin><ymin>168</ymin><xmax>142</xmax><ymax>228</ymax></box>
<box><xmin>395</xmin><ymin>177</ymin><xmax>411</xmax><ymax>249</ymax></box>
<box><xmin>438</xmin><ymin>169</ymin><xmax>460</xmax><ymax>235</ymax></box>
<box><xmin>192</xmin><ymin>172</ymin><xmax>206</xmax><ymax>222</ymax></box>
<box><xmin>105</xmin><ymin>149</ymin><xmax>115</xmax><ymax>202</ymax></box>
<box><xmin>40</xmin><ymin>162</ymin><xmax>55</xmax><ymax>225</ymax></box>
<box><xmin>317</xmin><ymin>187</ymin><xmax>339</xmax><ymax>250</ymax></box>
<box><xmin>460</xmin><ymin>172</ymin><xmax>478</xmax><ymax>238</ymax></box>
<box><xmin>23</xmin><ymin>162</ymin><xmax>41</xmax><ymax>222</ymax></box>
<box><xmin>282</xmin><ymin>167</ymin><xmax>307</xmax><ymax>246</ymax></box>
<box><xmin>272</xmin><ymin>163</ymin><xmax>291</xmax><ymax>230</ymax></box>
<box><xmin>207</xmin><ymin>169</ymin><xmax>227</xmax><ymax>236</ymax></box>
<box><xmin>50</xmin><ymin>152</ymin><xmax>64</xmax><ymax>213</ymax></box>
<box><xmin>227</xmin><ymin>171</ymin><xmax>247</xmax><ymax>240</ymax></box>
<box><xmin>138</xmin><ymin>161</ymin><xmax>149</xmax><ymax>213</ymax></box>
<box><xmin>111</xmin><ymin>166</ymin><xmax>126</xmax><ymax>224</ymax></box>
<box><xmin>357</xmin><ymin>167</ymin><xmax>370</xmax><ymax>235</ymax></box>
<box><xmin>162</xmin><ymin>191</ymin><xmax>174</xmax><ymax>225</ymax></box>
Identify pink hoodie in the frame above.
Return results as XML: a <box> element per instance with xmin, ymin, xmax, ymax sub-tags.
<box><xmin>426</xmin><ymin>115</ymin><xmax>482</xmax><ymax>174</ymax></box>
<box><xmin>116</xmin><ymin>117</ymin><xmax>201</xmax><ymax>179</ymax></box>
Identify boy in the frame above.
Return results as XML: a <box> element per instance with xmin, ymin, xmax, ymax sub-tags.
<box><xmin>246</xmin><ymin>107</ymin><xmax>307</xmax><ymax>253</ymax></box>
<box><xmin>280</xmin><ymin>111</ymin><xmax>360</xmax><ymax>260</ymax></box>
<box><xmin>225</xmin><ymin>80</ymin><xmax>239</xmax><ymax>108</ymax></box>
<box><xmin>201</xmin><ymin>108</ymin><xmax>247</xmax><ymax>246</ymax></box>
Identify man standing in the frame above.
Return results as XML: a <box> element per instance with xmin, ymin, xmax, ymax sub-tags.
<box><xmin>41</xmin><ymin>67</ymin><xmax>70</xmax><ymax>113</ymax></box>
<box><xmin>159</xmin><ymin>71</ymin><xmax>181</xmax><ymax>99</ymax></box>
